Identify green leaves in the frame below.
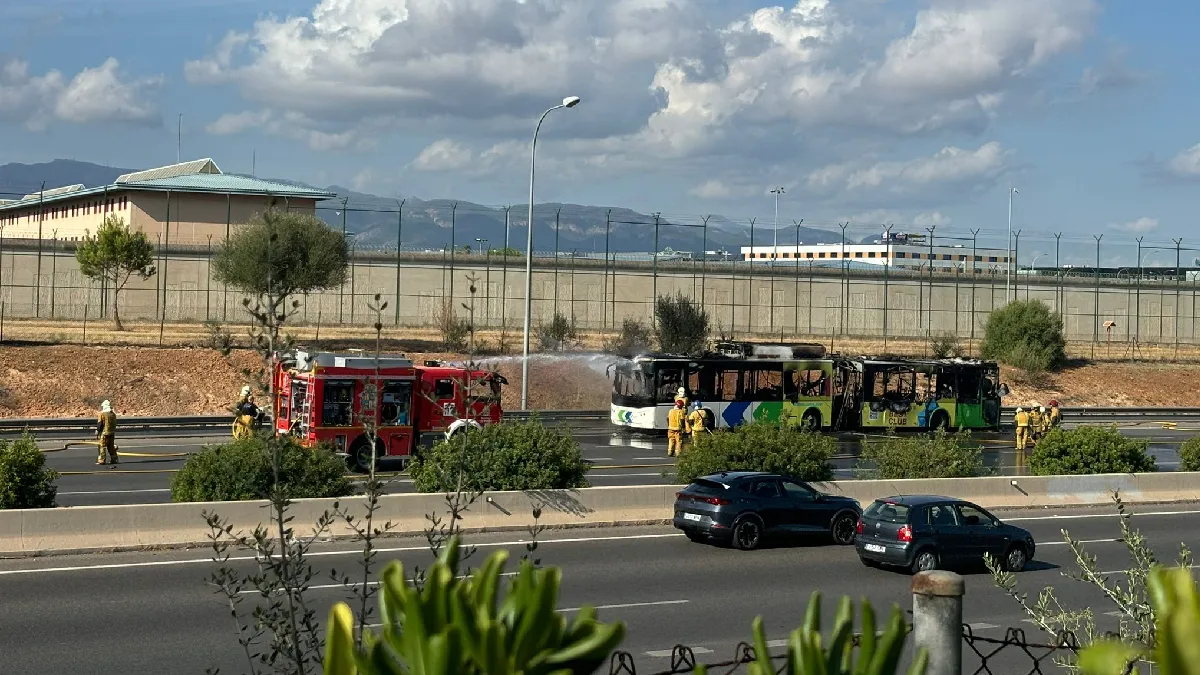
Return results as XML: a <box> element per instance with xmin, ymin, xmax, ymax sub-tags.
<box><xmin>212</xmin><ymin>206</ymin><xmax>350</xmax><ymax>301</ymax></box>
<box><xmin>1028</xmin><ymin>425</ymin><xmax>1156</xmax><ymax>476</ymax></box>
<box><xmin>75</xmin><ymin>213</ymin><xmax>156</xmax><ymax>287</ymax></box>
<box><xmin>0</xmin><ymin>431</ymin><xmax>59</xmax><ymax>509</ymax></box>
<box><xmin>1078</xmin><ymin>566</ymin><xmax>1200</xmax><ymax>675</ymax></box>
<box><xmin>324</xmin><ymin>534</ymin><xmax>626</xmax><ymax>675</ymax></box>
<box><xmin>655</xmin><ymin>292</ymin><xmax>710</xmax><ymax>356</ymax></box>
<box><xmin>741</xmin><ymin>592</ymin><xmax>926</xmax><ymax>675</ymax></box>
<box><xmin>171</xmin><ymin>435</ymin><xmax>355</xmax><ymax>502</ymax></box>
<box><xmin>979</xmin><ymin>299</ymin><xmax>1067</xmax><ymax>375</ymax></box>
<box><xmin>409</xmin><ymin>420</ymin><xmax>588</xmax><ymax>494</ymax></box>
<box><xmin>675</xmin><ymin>422</ymin><xmax>836</xmax><ymax>484</ymax></box>
<box><xmin>856</xmin><ymin>428</ymin><xmax>985</xmax><ymax>480</ymax></box>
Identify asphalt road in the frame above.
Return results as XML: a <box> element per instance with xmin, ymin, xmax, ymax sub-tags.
<box><xmin>19</xmin><ymin>422</ymin><xmax>1198</xmax><ymax>507</ymax></box>
<box><xmin>1</xmin><ymin>503</ymin><xmax>1197</xmax><ymax>675</ymax></box>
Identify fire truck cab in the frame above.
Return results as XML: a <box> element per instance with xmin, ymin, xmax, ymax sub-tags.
<box><xmin>271</xmin><ymin>349</ymin><xmax>504</xmax><ymax>471</ymax></box>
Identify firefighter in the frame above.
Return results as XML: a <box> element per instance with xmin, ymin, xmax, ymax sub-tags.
<box><xmin>232</xmin><ymin>385</ymin><xmax>259</xmax><ymax>440</ymax></box>
<box><xmin>96</xmin><ymin>400</ymin><xmax>118</xmax><ymax>465</ymax></box>
<box><xmin>667</xmin><ymin>398</ymin><xmax>688</xmax><ymax>457</ymax></box>
<box><xmin>1048</xmin><ymin>400</ymin><xmax>1063</xmax><ymax>428</ymax></box>
<box><xmin>687</xmin><ymin>400</ymin><xmax>709</xmax><ymax>442</ymax></box>
<box><xmin>674</xmin><ymin>386</ymin><xmax>688</xmax><ymax>408</ymax></box>
<box><xmin>1037</xmin><ymin>406</ymin><xmax>1051</xmax><ymax>437</ymax></box>
<box><xmin>1014</xmin><ymin>406</ymin><xmax>1031</xmax><ymax>452</ymax></box>
<box><xmin>1028</xmin><ymin>405</ymin><xmax>1044</xmax><ymax>445</ymax></box>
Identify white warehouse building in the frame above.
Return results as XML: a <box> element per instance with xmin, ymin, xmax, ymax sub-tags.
<box><xmin>740</xmin><ymin>232</ymin><xmax>1011</xmax><ymax>272</ymax></box>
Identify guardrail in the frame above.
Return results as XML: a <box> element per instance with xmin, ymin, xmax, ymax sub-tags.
<box><xmin>0</xmin><ymin>409</ymin><xmax>612</xmax><ymax>434</ymax></box>
<box><xmin>0</xmin><ymin>406</ymin><xmax>1190</xmax><ymax>435</ymax></box>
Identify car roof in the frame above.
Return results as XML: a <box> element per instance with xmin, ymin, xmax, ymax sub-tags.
<box><xmin>697</xmin><ymin>471</ymin><xmax>777</xmax><ymax>483</ymax></box>
<box><xmin>872</xmin><ymin>495</ymin><xmax>963</xmax><ymax>507</ymax></box>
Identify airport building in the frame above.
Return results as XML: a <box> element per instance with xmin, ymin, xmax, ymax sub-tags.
<box><xmin>741</xmin><ymin>231</ymin><xmax>1011</xmax><ymax>272</ymax></box>
<box><xmin>0</xmin><ymin>158</ymin><xmax>336</xmax><ymax>245</ymax></box>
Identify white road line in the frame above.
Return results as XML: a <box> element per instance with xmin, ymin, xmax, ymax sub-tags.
<box><xmin>967</xmin><ymin>623</ymin><xmax>1000</xmax><ymax>631</ymax></box>
<box><xmin>244</xmin><ymin>572</ymin><xmax>518</xmax><ymax>594</ymax></box>
<box><xmin>1038</xmin><ymin>538</ymin><xmax>1119</xmax><ymax>547</ymax></box>
<box><xmin>57</xmin><ymin>488</ymin><xmax>172</xmax><ymax>496</ymax></box>
<box><xmin>1005</xmin><ymin>509</ymin><xmax>1200</xmax><ymax>522</ymax></box>
<box><xmin>587</xmin><ymin>473</ymin><xmax>669</xmax><ymax>478</ymax></box>
<box><xmin>633</xmin><ymin>457</ymin><xmax>668</xmax><ymax>461</ymax></box>
<box><xmin>0</xmin><ymin>532</ymin><xmax>687</xmax><ymax>576</ymax></box>
<box><xmin>366</xmin><ymin>599</ymin><xmax>689</xmax><ymax>628</ymax></box>
<box><xmin>766</xmin><ymin>639</ymin><xmax>789</xmax><ymax>648</ymax></box>
<box><xmin>586</xmin><ymin>457</ymin><xmax>614</xmax><ymax>462</ymax></box>
<box><xmin>647</xmin><ymin>645</ymin><xmax>711</xmax><ymax>658</ymax></box>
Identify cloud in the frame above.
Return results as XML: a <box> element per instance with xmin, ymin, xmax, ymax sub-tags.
<box><xmin>1164</xmin><ymin>143</ymin><xmax>1200</xmax><ymax>180</ymax></box>
<box><xmin>206</xmin><ymin>109</ymin><xmax>273</xmax><ymax>135</ymax></box>
<box><xmin>413</xmin><ymin>139</ymin><xmax>474</xmax><ymax>172</ymax></box>
<box><xmin>687</xmin><ymin>179</ymin><xmax>763</xmax><ymax>200</ymax></box>
<box><xmin>1109</xmin><ymin>217</ymin><xmax>1158</xmax><ymax>234</ymax></box>
<box><xmin>840</xmin><ymin>209</ymin><xmax>952</xmax><ymax>229</ymax></box>
<box><xmin>1</xmin><ymin>57</ymin><xmax>161</xmax><ymax>129</ymax></box>
<box><xmin>187</xmin><ymin>0</ymin><xmax>1098</xmax><ymax>172</ymax></box>
<box><xmin>807</xmin><ymin>142</ymin><xmax>1012</xmax><ymax>195</ymax></box>
<box><xmin>204</xmin><ymin>108</ymin><xmax>364</xmax><ymax>151</ymax></box>
<box><xmin>913</xmin><ymin>211</ymin><xmax>952</xmax><ymax>228</ymax></box>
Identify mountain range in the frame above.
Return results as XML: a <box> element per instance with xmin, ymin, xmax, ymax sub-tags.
<box><xmin>0</xmin><ymin>159</ymin><xmax>857</xmax><ymax>252</ymax></box>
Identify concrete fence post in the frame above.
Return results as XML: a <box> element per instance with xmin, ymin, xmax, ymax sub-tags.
<box><xmin>912</xmin><ymin>570</ymin><xmax>964</xmax><ymax>675</ymax></box>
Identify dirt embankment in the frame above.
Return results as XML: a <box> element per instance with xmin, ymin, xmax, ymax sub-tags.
<box><xmin>0</xmin><ymin>343</ymin><xmax>1193</xmax><ymax>418</ymax></box>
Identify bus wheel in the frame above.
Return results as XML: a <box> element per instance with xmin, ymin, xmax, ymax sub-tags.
<box><xmin>800</xmin><ymin>409</ymin><xmax>821</xmax><ymax>431</ymax></box>
<box><xmin>929</xmin><ymin>410</ymin><xmax>950</xmax><ymax>431</ymax></box>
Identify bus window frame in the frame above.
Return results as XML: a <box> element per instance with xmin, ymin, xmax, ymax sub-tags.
<box><xmin>612</xmin><ymin>362</ymin><xmax>654</xmax><ymax>407</ymax></box>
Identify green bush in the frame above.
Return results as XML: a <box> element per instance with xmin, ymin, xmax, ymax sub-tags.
<box><xmin>604</xmin><ymin>318</ymin><xmax>654</xmax><ymax>358</ymax></box>
<box><xmin>536</xmin><ymin>311</ymin><xmax>578</xmax><ymax>351</ymax></box>
<box><xmin>170</xmin><ymin>435</ymin><xmax>355</xmax><ymax>502</ymax></box>
<box><xmin>855</xmin><ymin>428</ymin><xmax>985</xmax><ymax>479</ymax></box>
<box><xmin>980</xmin><ymin>300</ymin><xmax>1067</xmax><ymax>374</ymax></box>
<box><xmin>1028</xmin><ymin>425</ymin><xmax>1156</xmax><ymax>476</ymax></box>
<box><xmin>0</xmin><ymin>433</ymin><xmax>59</xmax><ymax>509</ymax></box>
<box><xmin>1180</xmin><ymin>436</ymin><xmax>1200</xmax><ymax>472</ymax></box>
<box><xmin>409</xmin><ymin>420</ymin><xmax>588</xmax><ymax>493</ymax></box>
<box><xmin>929</xmin><ymin>332</ymin><xmax>964</xmax><ymax>359</ymax></box>
<box><xmin>654</xmin><ymin>291</ymin><xmax>709</xmax><ymax>355</ymax></box>
<box><xmin>675</xmin><ymin>422</ymin><xmax>835</xmax><ymax>484</ymax></box>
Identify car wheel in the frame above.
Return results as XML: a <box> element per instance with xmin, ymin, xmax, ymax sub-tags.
<box><xmin>1004</xmin><ymin>545</ymin><xmax>1028</xmax><ymax>572</ymax></box>
<box><xmin>732</xmin><ymin>516</ymin><xmax>763</xmax><ymax>551</ymax></box>
<box><xmin>911</xmin><ymin>549</ymin><xmax>938</xmax><ymax>574</ymax></box>
<box><xmin>830</xmin><ymin>512</ymin><xmax>857</xmax><ymax>545</ymax></box>
<box><xmin>859</xmin><ymin>556</ymin><xmax>880</xmax><ymax>569</ymax></box>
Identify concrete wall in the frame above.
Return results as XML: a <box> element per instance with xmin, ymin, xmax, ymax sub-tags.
<box><xmin>132</xmin><ymin>192</ymin><xmax>318</xmax><ymax>245</ymax></box>
<box><xmin>1</xmin><ymin>474</ymin><xmax>1196</xmax><ymax>556</ymax></box>
<box><xmin>0</xmin><ymin>243</ymin><xmax>1197</xmax><ymax>345</ymax></box>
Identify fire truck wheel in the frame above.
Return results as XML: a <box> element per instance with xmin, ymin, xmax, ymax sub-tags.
<box><xmin>350</xmin><ymin>437</ymin><xmax>385</xmax><ymax>474</ymax></box>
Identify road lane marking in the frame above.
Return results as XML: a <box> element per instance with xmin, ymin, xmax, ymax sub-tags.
<box><xmin>247</xmin><ymin>572</ymin><xmax>519</xmax><ymax>594</ymax></box>
<box><xmin>1005</xmin><ymin>509</ymin><xmax>1200</xmax><ymax>522</ymax></box>
<box><xmin>967</xmin><ymin>623</ymin><xmax>1000</xmax><ymax>631</ymax></box>
<box><xmin>58</xmin><ymin>488</ymin><xmax>172</xmax><ymax>496</ymax></box>
<box><xmin>647</xmin><ymin>645</ymin><xmax>711</xmax><ymax>658</ymax></box>
<box><xmin>1037</xmin><ymin>538</ymin><xmax>1118</xmax><ymax>546</ymax></box>
<box><xmin>0</xmin><ymin>532</ymin><xmax>688</xmax><ymax>575</ymax></box>
<box><xmin>366</xmin><ymin>599</ymin><xmax>689</xmax><ymax>628</ymax></box>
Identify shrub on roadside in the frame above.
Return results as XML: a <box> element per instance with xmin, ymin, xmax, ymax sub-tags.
<box><xmin>536</xmin><ymin>312</ymin><xmax>578</xmax><ymax>351</ymax></box>
<box><xmin>409</xmin><ymin>420</ymin><xmax>588</xmax><ymax>493</ymax></box>
<box><xmin>855</xmin><ymin>428</ymin><xmax>985</xmax><ymax>479</ymax></box>
<box><xmin>170</xmin><ymin>435</ymin><xmax>355</xmax><ymax>502</ymax></box>
<box><xmin>980</xmin><ymin>300</ymin><xmax>1067</xmax><ymax>375</ymax></box>
<box><xmin>0</xmin><ymin>433</ymin><xmax>59</xmax><ymax>509</ymax></box>
<box><xmin>929</xmin><ymin>332</ymin><xmax>964</xmax><ymax>359</ymax></box>
<box><xmin>675</xmin><ymin>422</ymin><xmax>835</xmax><ymax>484</ymax></box>
<box><xmin>1180</xmin><ymin>436</ymin><xmax>1200</xmax><ymax>472</ymax></box>
<box><xmin>654</xmin><ymin>292</ymin><xmax>709</xmax><ymax>355</ymax></box>
<box><xmin>1028</xmin><ymin>425</ymin><xmax>1156</xmax><ymax>476</ymax></box>
<box><xmin>603</xmin><ymin>318</ymin><xmax>654</xmax><ymax>358</ymax></box>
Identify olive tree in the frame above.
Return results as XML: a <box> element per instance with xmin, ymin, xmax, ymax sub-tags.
<box><xmin>74</xmin><ymin>214</ymin><xmax>156</xmax><ymax>330</ymax></box>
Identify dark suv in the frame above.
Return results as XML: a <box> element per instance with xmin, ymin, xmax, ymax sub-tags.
<box><xmin>672</xmin><ymin>471</ymin><xmax>862</xmax><ymax>550</ymax></box>
<box><xmin>854</xmin><ymin>495</ymin><xmax>1036</xmax><ymax>574</ymax></box>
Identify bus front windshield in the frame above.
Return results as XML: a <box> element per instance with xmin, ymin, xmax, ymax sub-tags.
<box><xmin>612</xmin><ymin>363</ymin><xmax>653</xmax><ymax>406</ymax></box>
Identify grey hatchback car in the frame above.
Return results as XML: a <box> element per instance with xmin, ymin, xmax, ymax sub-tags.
<box><xmin>672</xmin><ymin>471</ymin><xmax>862</xmax><ymax>550</ymax></box>
<box><xmin>855</xmin><ymin>495</ymin><xmax>1035</xmax><ymax>574</ymax></box>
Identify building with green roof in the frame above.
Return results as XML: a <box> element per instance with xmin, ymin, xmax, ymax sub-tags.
<box><xmin>0</xmin><ymin>158</ymin><xmax>336</xmax><ymax>244</ymax></box>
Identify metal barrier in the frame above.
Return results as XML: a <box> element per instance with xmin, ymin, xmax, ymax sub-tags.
<box><xmin>0</xmin><ymin>409</ymin><xmax>612</xmax><ymax>434</ymax></box>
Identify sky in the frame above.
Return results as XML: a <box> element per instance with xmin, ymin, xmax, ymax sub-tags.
<box><xmin>1</xmin><ymin>0</ymin><xmax>1198</xmax><ymax>263</ymax></box>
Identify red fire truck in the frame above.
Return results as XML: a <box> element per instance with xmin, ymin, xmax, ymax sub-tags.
<box><xmin>271</xmin><ymin>349</ymin><xmax>504</xmax><ymax>471</ymax></box>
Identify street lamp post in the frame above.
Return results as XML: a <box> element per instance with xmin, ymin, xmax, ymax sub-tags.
<box><xmin>521</xmin><ymin>96</ymin><xmax>581</xmax><ymax>410</ymax></box>
<box><xmin>1007</xmin><ymin>187</ymin><xmax>1018</xmax><ymax>301</ymax></box>
<box><xmin>769</xmin><ymin>187</ymin><xmax>784</xmax><ymax>333</ymax></box>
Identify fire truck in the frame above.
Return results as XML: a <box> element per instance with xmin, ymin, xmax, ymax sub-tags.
<box><xmin>270</xmin><ymin>349</ymin><xmax>505</xmax><ymax>471</ymax></box>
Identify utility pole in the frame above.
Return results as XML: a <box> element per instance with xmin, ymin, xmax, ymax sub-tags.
<box><xmin>177</xmin><ymin>114</ymin><xmax>182</xmax><ymax>164</ymax></box>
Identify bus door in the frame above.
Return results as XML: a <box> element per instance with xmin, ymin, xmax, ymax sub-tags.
<box><xmin>831</xmin><ymin>361</ymin><xmax>861</xmax><ymax>430</ymax></box>
<box><xmin>379</xmin><ymin>378</ymin><xmax>415</xmax><ymax>457</ymax></box>
<box><xmin>783</xmin><ymin>361</ymin><xmax>833</xmax><ymax>430</ymax></box>
<box><xmin>861</xmin><ymin>365</ymin><xmax>918</xmax><ymax>428</ymax></box>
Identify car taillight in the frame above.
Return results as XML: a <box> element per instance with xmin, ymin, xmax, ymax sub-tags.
<box><xmin>675</xmin><ymin>492</ymin><xmax>729</xmax><ymax>506</ymax></box>
<box><xmin>856</xmin><ymin>519</ymin><xmax>864</xmax><ymax>535</ymax></box>
<box><xmin>898</xmin><ymin>525</ymin><xmax>913</xmax><ymax>542</ymax></box>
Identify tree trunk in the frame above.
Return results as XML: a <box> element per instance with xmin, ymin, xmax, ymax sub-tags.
<box><xmin>112</xmin><ymin>286</ymin><xmax>124</xmax><ymax>331</ymax></box>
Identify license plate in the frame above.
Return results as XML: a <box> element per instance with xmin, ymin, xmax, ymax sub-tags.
<box><xmin>863</xmin><ymin>544</ymin><xmax>886</xmax><ymax>553</ymax></box>
<box><xmin>683</xmin><ymin>513</ymin><xmax>702</xmax><ymax>522</ymax></box>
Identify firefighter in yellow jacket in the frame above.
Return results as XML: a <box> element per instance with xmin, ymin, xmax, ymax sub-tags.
<box><xmin>687</xmin><ymin>401</ymin><xmax>709</xmax><ymax>443</ymax></box>
<box><xmin>1028</xmin><ymin>405</ymin><xmax>1044</xmax><ymax>445</ymax></box>
<box><xmin>1014</xmin><ymin>406</ymin><xmax>1031</xmax><ymax>451</ymax></box>
<box><xmin>667</xmin><ymin>398</ymin><xmax>688</xmax><ymax>457</ymax></box>
<box><xmin>96</xmin><ymin>400</ymin><xmax>118</xmax><ymax>465</ymax></box>
<box><xmin>232</xmin><ymin>385</ymin><xmax>258</xmax><ymax>440</ymax></box>
<box><xmin>1048</xmin><ymin>400</ymin><xmax>1063</xmax><ymax>428</ymax></box>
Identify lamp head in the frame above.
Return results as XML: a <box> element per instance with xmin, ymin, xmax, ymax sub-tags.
<box><xmin>562</xmin><ymin>96</ymin><xmax>581</xmax><ymax>108</ymax></box>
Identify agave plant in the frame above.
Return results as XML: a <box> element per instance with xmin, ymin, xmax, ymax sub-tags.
<box><xmin>694</xmin><ymin>592</ymin><xmax>927</xmax><ymax>675</ymax></box>
<box><xmin>323</xmin><ymin>535</ymin><xmax>626</xmax><ymax>675</ymax></box>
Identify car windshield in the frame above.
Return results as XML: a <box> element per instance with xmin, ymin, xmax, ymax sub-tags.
<box><xmin>864</xmin><ymin>500</ymin><xmax>910</xmax><ymax>523</ymax></box>
<box><xmin>687</xmin><ymin>478</ymin><xmax>728</xmax><ymax>495</ymax></box>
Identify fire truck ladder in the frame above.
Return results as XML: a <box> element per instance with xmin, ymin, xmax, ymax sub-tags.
<box><xmin>298</xmin><ymin>381</ymin><xmax>314</xmax><ymax>436</ymax></box>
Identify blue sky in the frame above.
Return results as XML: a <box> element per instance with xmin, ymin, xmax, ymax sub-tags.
<box><xmin>1</xmin><ymin>0</ymin><xmax>1198</xmax><ymax>263</ymax></box>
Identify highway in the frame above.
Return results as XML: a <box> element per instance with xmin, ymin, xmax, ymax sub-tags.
<box><xmin>17</xmin><ymin>421</ymin><xmax>1193</xmax><ymax>507</ymax></box>
<box><xmin>16</xmin><ymin>422</ymin><xmax>1197</xmax><ymax>506</ymax></box>
<box><xmin>1</xmin><ymin>503</ymin><xmax>1197</xmax><ymax>675</ymax></box>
